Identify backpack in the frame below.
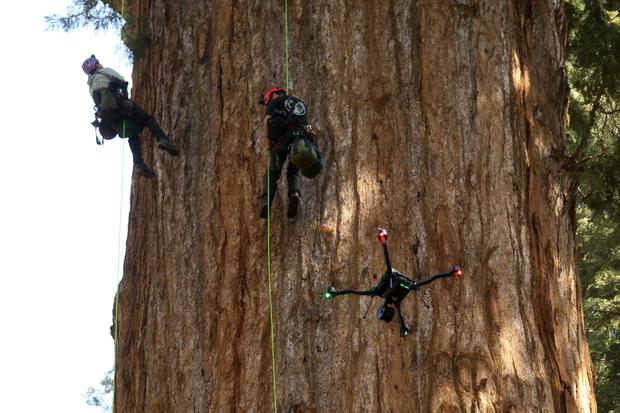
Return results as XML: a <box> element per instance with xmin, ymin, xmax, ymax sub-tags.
<box><xmin>91</xmin><ymin>114</ymin><xmax>143</xmax><ymax>145</ymax></box>
<box><xmin>289</xmin><ymin>134</ymin><xmax>323</xmax><ymax>178</ymax></box>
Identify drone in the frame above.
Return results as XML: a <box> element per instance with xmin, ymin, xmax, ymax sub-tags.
<box><xmin>324</xmin><ymin>228</ymin><xmax>462</xmax><ymax>337</ymax></box>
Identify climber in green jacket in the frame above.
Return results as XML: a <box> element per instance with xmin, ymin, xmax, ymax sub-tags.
<box><xmin>83</xmin><ymin>55</ymin><xmax>179</xmax><ymax>179</ymax></box>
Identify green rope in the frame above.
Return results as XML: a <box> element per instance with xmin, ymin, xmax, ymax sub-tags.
<box><xmin>266</xmin><ymin>159</ymin><xmax>277</xmax><ymax>413</ymax></box>
<box><xmin>284</xmin><ymin>0</ymin><xmax>290</xmax><ymax>93</ymax></box>
<box><xmin>265</xmin><ymin>3</ymin><xmax>290</xmax><ymax>412</ymax></box>
<box><xmin>112</xmin><ymin>1</ymin><xmax>126</xmax><ymax>412</ymax></box>
<box><xmin>111</xmin><ymin>140</ymin><xmax>123</xmax><ymax>413</ymax></box>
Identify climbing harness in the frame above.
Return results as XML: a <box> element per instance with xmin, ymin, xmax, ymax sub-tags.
<box><xmin>324</xmin><ymin>228</ymin><xmax>462</xmax><ymax>337</ymax></box>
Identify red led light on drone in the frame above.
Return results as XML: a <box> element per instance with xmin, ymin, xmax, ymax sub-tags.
<box><xmin>377</xmin><ymin>229</ymin><xmax>388</xmax><ymax>245</ymax></box>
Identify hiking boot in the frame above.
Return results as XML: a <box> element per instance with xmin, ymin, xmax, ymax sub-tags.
<box><xmin>287</xmin><ymin>191</ymin><xmax>300</xmax><ymax>218</ymax></box>
<box><xmin>157</xmin><ymin>137</ymin><xmax>179</xmax><ymax>156</ymax></box>
<box><xmin>133</xmin><ymin>163</ymin><xmax>156</xmax><ymax>179</ymax></box>
<box><xmin>260</xmin><ymin>195</ymin><xmax>273</xmax><ymax>219</ymax></box>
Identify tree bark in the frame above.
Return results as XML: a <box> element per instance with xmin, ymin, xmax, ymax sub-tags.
<box><xmin>114</xmin><ymin>1</ymin><xmax>596</xmax><ymax>412</ymax></box>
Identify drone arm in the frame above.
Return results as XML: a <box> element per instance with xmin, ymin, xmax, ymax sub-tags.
<box><xmin>326</xmin><ymin>286</ymin><xmax>378</xmax><ymax>297</ymax></box>
<box><xmin>413</xmin><ymin>266</ymin><xmax>462</xmax><ymax>288</ymax></box>
<box><xmin>413</xmin><ymin>272</ymin><xmax>452</xmax><ymax>288</ymax></box>
<box><xmin>382</xmin><ymin>243</ymin><xmax>393</xmax><ymax>275</ymax></box>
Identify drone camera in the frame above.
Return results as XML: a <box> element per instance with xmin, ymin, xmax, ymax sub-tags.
<box><xmin>376</xmin><ymin>303</ymin><xmax>395</xmax><ymax>322</ymax></box>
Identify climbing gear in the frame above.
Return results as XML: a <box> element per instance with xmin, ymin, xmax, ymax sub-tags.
<box><xmin>287</xmin><ymin>190</ymin><xmax>299</xmax><ymax>218</ymax></box>
<box><xmin>112</xmin><ymin>3</ymin><xmax>127</xmax><ymax>413</ymax></box>
<box><xmin>300</xmin><ymin>155</ymin><xmax>324</xmax><ymax>179</ymax></box>
<box><xmin>97</xmin><ymin>81</ymin><xmax>130</xmax><ymax>112</ymax></box>
<box><xmin>289</xmin><ymin>134</ymin><xmax>323</xmax><ymax>179</ymax></box>
<box><xmin>284</xmin><ymin>97</ymin><xmax>306</xmax><ymax>117</ymax></box>
<box><xmin>99</xmin><ymin>91</ymin><xmax>119</xmax><ymax>112</ymax></box>
<box><xmin>91</xmin><ymin>113</ymin><xmax>143</xmax><ymax>143</ymax></box>
<box><xmin>289</xmin><ymin>134</ymin><xmax>318</xmax><ymax>169</ymax></box>
<box><xmin>262</xmin><ymin>87</ymin><xmax>285</xmax><ymax>105</ymax></box>
<box><xmin>82</xmin><ymin>54</ymin><xmax>99</xmax><ymax>75</ymax></box>
<box><xmin>324</xmin><ymin>228</ymin><xmax>463</xmax><ymax>337</ymax></box>
<box><xmin>91</xmin><ymin>117</ymin><xmax>115</xmax><ymax>144</ymax></box>
<box><xmin>115</xmin><ymin>118</ymin><xmax>142</xmax><ymax>139</ymax></box>
<box><xmin>116</xmin><ymin>97</ymin><xmax>133</xmax><ymax>116</ymax></box>
<box><xmin>157</xmin><ymin>137</ymin><xmax>180</xmax><ymax>156</ymax></box>
<box><xmin>133</xmin><ymin>162</ymin><xmax>156</xmax><ymax>179</ymax></box>
<box><xmin>264</xmin><ymin>4</ymin><xmax>290</xmax><ymax>413</ymax></box>
<box><xmin>109</xmin><ymin>79</ymin><xmax>130</xmax><ymax>97</ymax></box>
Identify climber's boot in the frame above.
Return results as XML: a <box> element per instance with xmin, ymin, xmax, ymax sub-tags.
<box><xmin>157</xmin><ymin>137</ymin><xmax>179</xmax><ymax>156</ymax></box>
<box><xmin>134</xmin><ymin>162</ymin><xmax>156</xmax><ymax>179</ymax></box>
<box><xmin>287</xmin><ymin>190</ymin><xmax>300</xmax><ymax>219</ymax></box>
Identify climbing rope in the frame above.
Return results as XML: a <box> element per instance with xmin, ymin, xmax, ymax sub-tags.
<box><xmin>266</xmin><ymin>165</ymin><xmax>277</xmax><ymax>413</ymax></box>
<box><xmin>112</xmin><ymin>1</ymin><xmax>126</xmax><ymax>412</ymax></box>
<box><xmin>265</xmin><ymin>2</ymin><xmax>291</xmax><ymax>413</ymax></box>
<box><xmin>284</xmin><ymin>0</ymin><xmax>290</xmax><ymax>94</ymax></box>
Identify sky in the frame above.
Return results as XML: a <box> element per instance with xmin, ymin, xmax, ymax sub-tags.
<box><xmin>0</xmin><ymin>2</ymin><xmax>132</xmax><ymax>412</ymax></box>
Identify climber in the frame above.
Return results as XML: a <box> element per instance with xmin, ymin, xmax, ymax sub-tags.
<box><xmin>82</xmin><ymin>55</ymin><xmax>179</xmax><ymax>178</ymax></box>
<box><xmin>259</xmin><ymin>87</ymin><xmax>320</xmax><ymax>219</ymax></box>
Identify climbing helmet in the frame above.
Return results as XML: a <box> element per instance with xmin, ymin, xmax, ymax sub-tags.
<box><xmin>262</xmin><ymin>87</ymin><xmax>285</xmax><ymax>105</ymax></box>
<box><xmin>82</xmin><ymin>55</ymin><xmax>99</xmax><ymax>75</ymax></box>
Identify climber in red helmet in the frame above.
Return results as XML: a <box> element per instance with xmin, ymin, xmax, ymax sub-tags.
<box><xmin>258</xmin><ymin>87</ymin><xmax>320</xmax><ymax>219</ymax></box>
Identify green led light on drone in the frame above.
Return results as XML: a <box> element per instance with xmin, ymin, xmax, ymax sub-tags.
<box><xmin>399</xmin><ymin>283</ymin><xmax>411</xmax><ymax>290</ymax></box>
<box><xmin>324</xmin><ymin>291</ymin><xmax>333</xmax><ymax>299</ymax></box>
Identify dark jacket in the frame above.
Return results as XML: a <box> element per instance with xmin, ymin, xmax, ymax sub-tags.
<box><xmin>266</xmin><ymin>95</ymin><xmax>308</xmax><ymax>142</ymax></box>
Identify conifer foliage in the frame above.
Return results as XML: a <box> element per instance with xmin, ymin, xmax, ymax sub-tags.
<box><xmin>567</xmin><ymin>0</ymin><xmax>620</xmax><ymax>409</ymax></box>
<box><xmin>45</xmin><ymin>0</ymin><xmax>122</xmax><ymax>32</ymax></box>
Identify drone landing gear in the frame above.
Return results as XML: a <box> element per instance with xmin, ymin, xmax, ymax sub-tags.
<box><xmin>377</xmin><ymin>302</ymin><xmax>410</xmax><ymax>337</ymax></box>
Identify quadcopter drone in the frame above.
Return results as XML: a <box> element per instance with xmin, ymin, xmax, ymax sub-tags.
<box><xmin>324</xmin><ymin>228</ymin><xmax>462</xmax><ymax>337</ymax></box>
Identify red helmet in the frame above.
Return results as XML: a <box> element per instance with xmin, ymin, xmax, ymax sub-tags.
<box><xmin>262</xmin><ymin>87</ymin><xmax>285</xmax><ymax>105</ymax></box>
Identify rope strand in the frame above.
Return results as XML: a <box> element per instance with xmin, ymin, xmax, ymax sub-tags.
<box><xmin>284</xmin><ymin>0</ymin><xmax>290</xmax><ymax>93</ymax></box>
<box><xmin>266</xmin><ymin>161</ymin><xmax>277</xmax><ymax>413</ymax></box>
<box><xmin>265</xmin><ymin>2</ymin><xmax>290</xmax><ymax>412</ymax></box>
<box><xmin>112</xmin><ymin>1</ymin><xmax>126</xmax><ymax>411</ymax></box>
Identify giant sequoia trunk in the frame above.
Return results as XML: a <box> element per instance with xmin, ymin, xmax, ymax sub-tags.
<box><xmin>113</xmin><ymin>1</ymin><xmax>596</xmax><ymax>412</ymax></box>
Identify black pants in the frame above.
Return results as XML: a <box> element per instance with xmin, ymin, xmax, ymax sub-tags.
<box><xmin>100</xmin><ymin>98</ymin><xmax>169</xmax><ymax>165</ymax></box>
<box><xmin>262</xmin><ymin>142</ymin><xmax>300</xmax><ymax>202</ymax></box>
<box><xmin>120</xmin><ymin>99</ymin><xmax>168</xmax><ymax>142</ymax></box>
<box><xmin>127</xmin><ymin>135</ymin><xmax>143</xmax><ymax>165</ymax></box>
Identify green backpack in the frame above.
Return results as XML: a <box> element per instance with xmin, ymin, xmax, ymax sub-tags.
<box><xmin>114</xmin><ymin>118</ymin><xmax>143</xmax><ymax>138</ymax></box>
<box><xmin>289</xmin><ymin>136</ymin><xmax>323</xmax><ymax>178</ymax></box>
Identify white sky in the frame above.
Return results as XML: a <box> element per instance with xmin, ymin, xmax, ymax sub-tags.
<box><xmin>0</xmin><ymin>2</ymin><xmax>132</xmax><ymax>412</ymax></box>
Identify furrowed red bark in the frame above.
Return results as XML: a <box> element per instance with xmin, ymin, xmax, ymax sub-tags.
<box><xmin>114</xmin><ymin>1</ymin><xmax>596</xmax><ymax>412</ymax></box>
